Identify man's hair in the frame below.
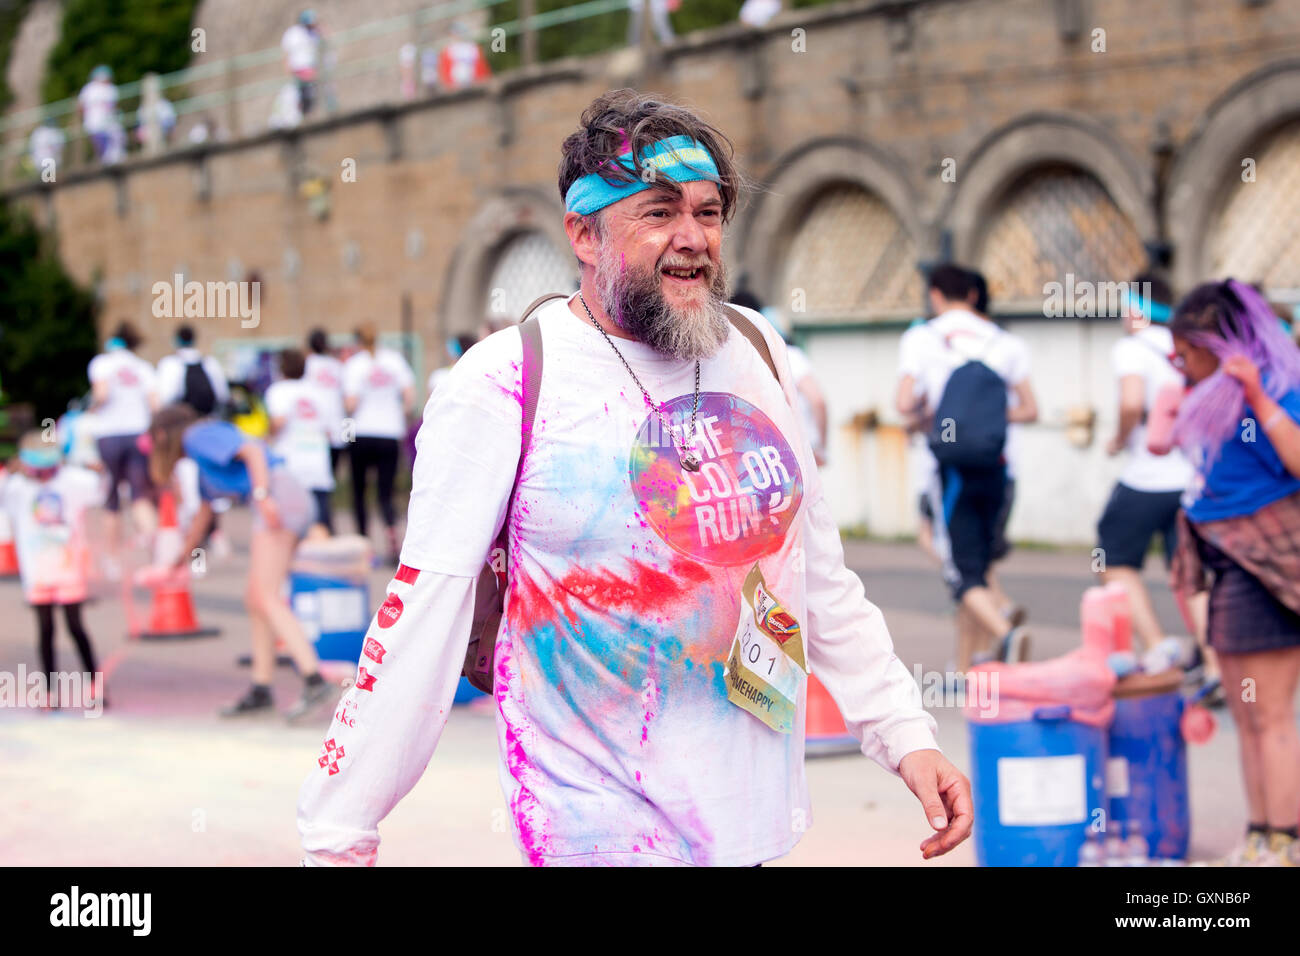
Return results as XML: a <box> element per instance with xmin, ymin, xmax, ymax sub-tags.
<box><xmin>966</xmin><ymin>269</ymin><xmax>989</xmax><ymax>315</ymax></box>
<box><xmin>926</xmin><ymin>264</ymin><xmax>975</xmax><ymax>303</ymax></box>
<box><xmin>1132</xmin><ymin>272</ymin><xmax>1172</xmax><ymax>307</ymax></box>
<box><xmin>280</xmin><ymin>348</ymin><xmax>306</xmax><ymax>380</ymax></box>
<box><xmin>557</xmin><ymin>89</ymin><xmax>743</xmax><ymax>230</ymax></box>
<box><xmin>176</xmin><ymin>324</ymin><xmax>196</xmax><ymax>347</ymax></box>
<box><xmin>111</xmin><ymin>320</ymin><xmax>143</xmax><ymax>351</ymax></box>
<box><xmin>307</xmin><ymin>328</ymin><xmax>329</xmax><ymax>354</ymax></box>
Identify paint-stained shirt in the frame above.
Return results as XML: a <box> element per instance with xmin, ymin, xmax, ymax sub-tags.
<box><xmin>297</xmin><ymin>294</ymin><xmax>939</xmax><ymax>867</ymax></box>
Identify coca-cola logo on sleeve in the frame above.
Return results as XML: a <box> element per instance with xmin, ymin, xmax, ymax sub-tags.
<box><xmin>377</xmin><ymin>592</ymin><xmax>403</xmax><ymax>629</ymax></box>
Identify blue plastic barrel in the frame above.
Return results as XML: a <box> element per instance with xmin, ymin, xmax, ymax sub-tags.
<box><xmin>454</xmin><ymin>676</ymin><xmax>487</xmax><ymax>704</ymax></box>
<box><xmin>1107</xmin><ymin>690</ymin><xmax>1189</xmax><ymax>859</ymax></box>
<box><xmin>968</xmin><ymin>705</ymin><xmax>1108</xmax><ymax>866</ymax></box>
<box><xmin>289</xmin><ymin>571</ymin><xmax>370</xmax><ymax>663</ymax></box>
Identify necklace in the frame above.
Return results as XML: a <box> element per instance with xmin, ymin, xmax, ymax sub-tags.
<box><xmin>578</xmin><ymin>292</ymin><xmax>702</xmax><ymax>472</ymax></box>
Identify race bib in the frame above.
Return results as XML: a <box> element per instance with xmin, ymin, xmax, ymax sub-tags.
<box><xmin>724</xmin><ymin>563</ymin><xmax>807</xmax><ymax>733</ymax></box>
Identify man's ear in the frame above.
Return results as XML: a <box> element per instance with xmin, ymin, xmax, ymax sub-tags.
<box><xmin>564</xmin><ymin>211</ymin><xmax>599</xmax><ymax>269</ymax></box>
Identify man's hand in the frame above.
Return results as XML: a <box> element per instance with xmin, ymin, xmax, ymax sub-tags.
<box><xmin>898</xmin><ymin>748</ymin><xmax>973</xmax><ymax>860</ymax></box>
<box><xmin>1221</xmin><ymin>355</ymin><xmax>1264</xmax><ymax>405</ymax></box>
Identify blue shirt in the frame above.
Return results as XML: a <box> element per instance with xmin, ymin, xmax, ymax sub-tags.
<box><xmin>1185</xmin><ymin>384</ymin><xmax>1300</xmax><ymax>522</ymax></box>
<box><xmin>183</xmin><ymin>421</ymin><xmax>279</xmax><ymax>502</ymax></box>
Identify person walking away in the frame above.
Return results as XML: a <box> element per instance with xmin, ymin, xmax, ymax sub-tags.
<box><xmin>147</xmin><ymin>403</ymin><xmax>332</xmax><ymax>721</ymax></box>
<box><xmin>305</xmin><ymin>329</ymin><xmax>347</xmax><ymax>490</ymax></box>
<box><xmin>266</xmin><ymin>349</ymin><xmax>335</xmax><ymax>534</ymax></box>
<box><xmin>1097</xmin><ymin>275</ymin><xmax>1196</xmax><ymax>654</ymax></box>
<box><xmin>77</xmin><ymin>66</ymin><xmax>118</xmax><ymax>164</ymax></box>
<box><xmin>426</xmin><ymin>334</ymin><xmax>479</xmax><ymax>403</ymax></box>
<box><xmin>1167</xmin><ymin>280</ymin><xmax>1300</xmax><ymax>866</ymax></box>
<box><xmin>967</xmin><ymin>268</ymin><xmax>1028</xmax><ymax>627</ymax></box>
<box><xmin>87</xmin><ymin>321</ymin><xmax>157</xmax><ymax>577</ymax></box>
<box><xmin>154</xmin><ymin>324</ymin><xmax>229</xmax><ymax>416</ymax></box>
<box><xmin>2</xmin><ymin>433</ymin><xmax>104</xmax><ymax>708</ymax></box>
<box><xmin>298</xmin><ymin>89</ymin><xmax>970</xmax><ymax>867</ymax></box>
<box><xmin>342</xmin><ymin>323</ymin><xmax>414</xmax><ymax>563</ymax></box>
<box><xmin>897</xmin><ymin>264</ymin><xmax>1037</xmax><ymax>671</ymax></box>
<box><xmin>282</xmin><ymin>10</ymin><xmax>322</xmax><ymax>118</ymax></box>
<box><xmin>626</xmin><ymin>0</ymin><xmax>677</xmax><ymax>46</ymax></box>
<box><xmin>438</xmin><ymin>21</ymin><xmax>492</xmax><ymax>90</ymax></box>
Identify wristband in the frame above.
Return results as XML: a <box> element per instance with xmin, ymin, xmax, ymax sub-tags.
<box><xmin>1262</xmin><ymin>408</ymin><xmax>1288</xmax><ymax>432</ymax></box>
<box><xmin>252</xmin><ymin>486</ymin><xmax>269</xmax><ymax>501</ymax></box>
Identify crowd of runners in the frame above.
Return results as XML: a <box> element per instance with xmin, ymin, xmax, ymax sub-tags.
<box><xmin>4</xmin><ymin>88</ymin><xmax>1300</xmax><ymax>868</ymax></box>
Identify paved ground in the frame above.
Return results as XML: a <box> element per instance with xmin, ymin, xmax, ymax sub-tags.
<box><xmin>0</xmin><ymin>513</ymin><xmax>1257</xmax><ymax>866</ymax></box>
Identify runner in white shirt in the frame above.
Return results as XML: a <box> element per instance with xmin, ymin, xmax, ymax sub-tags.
<box><xmin>425</xmin><ymin>334</ymin><xmax>478</xmax><ymax>402</ymax></box>
<box><xmin>298</xmin><ymin>92</ymin><xmax>969</xmax><ymax>867</ymax></box>
<box><xmin>77</xmin><ymin>66</ymin><xmax>118</xmax><ymax>161</ymax></box>
<box><xmin>897</xmin><ymin>265</ymin><xmax>1037</xmax><ymax>671</ymax></box>
<box><xmin>281</xmin><ymin>10</ymin><xmax>321</xmax><ymax>116</ymax></box>
<box><xmin>1097</xmin><ymin>275</ymin><xmax>1195</xmax><ymax>652</ymax></box>
<box><xmin>154</xmin><ymin>325</ymin><xmax>230</xmax><ymax>412</ymax></box>
<box><xmin>87</xmin><ymin>321</ymin><xmax>158</xmax><ymax>569</ymax></box>
<box><xmin>342</xmin><ymin>324</ymin><xmax>415</xmax><ymax>561</ymax></box>
<box><xmin>266</xmin><ymin>348</ymin><xmax>335</xmax><ymax>533</ymax></box>
<box><xmin>305</xmin><ymin>329</ymin><xmax>346</xmax><ymax>475</ymax></box>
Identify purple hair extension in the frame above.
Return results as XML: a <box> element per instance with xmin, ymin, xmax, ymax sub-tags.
<box><xmin>1173</xmin><ymin>278</ymin><xmax>1300</xmax><ymax>464</ymax></box>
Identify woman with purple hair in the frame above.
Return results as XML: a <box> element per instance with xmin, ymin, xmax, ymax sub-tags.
<box><xmin>1169</xmin><ymin>278</ymin><xmax>1300</xmax><ymax>866</ymax></box>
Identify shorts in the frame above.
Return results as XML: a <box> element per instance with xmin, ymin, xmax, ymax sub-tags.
<box><xmin>1097</xmin><ymin>483</ymin><xmax>1182</xmax><ymax>569</ymax></box>
<box><xmin>96</xmin><ymin>434</ymin><xmax>152</xmax><ymax>512</ymax></box>
<box><xmin>990</xmin><ymin>477</ymin><xmax>1015</xmax><ymax>562</ymax></box>
<box><xmin>931</xmin><ymin>463</ymin><xmax>1007</xmax><ymax>601</ymax></box>
<box><xmin>1195</xmin><ymin>532</ymin><xmax>1300</xmax><ymax>655</ymax></box>
<box><xmin>252</xmin><ymin>468</ymin><xmax>315</xmax><ymax>539</ymax></box>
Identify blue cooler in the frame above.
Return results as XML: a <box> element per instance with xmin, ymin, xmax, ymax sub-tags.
<box><xmin>1107</xmin><ymin>690</ymin><xmax>1189</xmax><ymax>859</ymax></box>
<box><xmin>290</xmin><ymin>572</ymin><xmax>370</xmax><ymax>663</ymax></box>
<box><xmin>968</xmin><ymin>705</ymin><xmax>1108</xmax><ymax>866</ymax></box>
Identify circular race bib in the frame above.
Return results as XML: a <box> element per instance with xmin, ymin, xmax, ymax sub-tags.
<box><xmin>629</xmin><ymin>391</ymin><xmax>803</xmax><ymax>566</ymax></box>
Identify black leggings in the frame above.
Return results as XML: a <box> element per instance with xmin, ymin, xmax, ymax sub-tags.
<box><xmin>349</xmin><ymin>436</ymin><xmax>399</xmax><ymax>537</ymax></box>
<box><xmin>36</xmin><ymin>603</ymin><xmax>97</xmax><ymax>696</ymax></box>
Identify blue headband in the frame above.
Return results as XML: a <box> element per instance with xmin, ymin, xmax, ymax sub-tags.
<box><xmin>1121</xmin><ymin>289</ymin><xmax>1172</xmax><ymax>324</ymax></box>
<box><xmin>20</xmin><ymin>447</ymin><xmax>60</xmax><ymax>469</ymax></box>
<box><xmin>564</xmin><ymin>134</ymin><xmax>721</xmax><ymax>216</ymax></box>
<box><xmin>106</xmin><ymin>336</ymin><xmax>126</xmax><ymax>350</ymax></box>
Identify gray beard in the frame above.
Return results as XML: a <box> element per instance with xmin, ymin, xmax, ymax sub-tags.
<box><xmin>593</xmin><ymin>243</ymin><xmax>731</xmax><ymax>362</ymax></box>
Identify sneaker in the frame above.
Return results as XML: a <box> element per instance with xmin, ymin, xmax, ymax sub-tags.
<box><xmin>1208</xmin><ymin>830</ymin><xmax>1270</xmax><ymax>866</ymax></box>
<box><xmin>220</xmin><ymin>686</ymin><xmax>274</xmax><ymax>718</ymax></box>
<box><xmin>1257</xmin><ymin>832</ymin><xmax>1300</xmax><ymax>867</ymax></box>
<box><xmin>285</xmin><ymin>678</ymin><xmax>335</xmax><ymax>724</ymax></box>
<box><xmin>996</xmin><ymin>626</ymin><xmax>1032</xmax><ymax>664</ymax></box>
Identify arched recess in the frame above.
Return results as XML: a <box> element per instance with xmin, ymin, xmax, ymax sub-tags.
<box><xmin>441</xmin><ymin>188</ymin><xmax>574</xmax><ymax>335</ymax></box>
<box><xmin>737</xmin><ymin>139</ymin><xmax>927</xmax><ymax>321</ymax></box>
<box><xmin>944</xmin><ymin>112</ymin><xmax>1156</xmax><ymax>275</ymax></box>
<box><xmin>1166</xmin><ymin>61</ymin><xmax>1300</xmax><ymax>293</ymax></box>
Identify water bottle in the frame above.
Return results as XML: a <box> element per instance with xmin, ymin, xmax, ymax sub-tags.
<box><xmin>1123</xmin><ymin>820</ymin><xmax>1150</xmax><ymax>867</ymax></box>
<box><xmin>1078</xmin><ymin>831</ymin><xmax>1104</xmax><ymax>867</ymax></box>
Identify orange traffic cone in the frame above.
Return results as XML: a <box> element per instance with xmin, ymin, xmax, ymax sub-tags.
<box><xmin>136</xmin><ymin>492</ymin><xmax>219</xmax><ymax>641</ymax></box>
<box><xmin>805</xmin><ymin>672</ymin><xmax>859</xmax><ymax>756</ymax></box>
<box><xmin>0</xmin><ymin>506</ymin><xmax>18</xmax><ymax>577</ymax></box>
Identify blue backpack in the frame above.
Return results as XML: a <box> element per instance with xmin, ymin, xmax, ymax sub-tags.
<box><xmin>927</xmin><ymin>332</ymin><xmax>1008</xmax><ymax>469</ymax></box>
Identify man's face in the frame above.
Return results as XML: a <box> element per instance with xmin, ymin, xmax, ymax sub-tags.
<box><xmin>591</xmin><ymin>180</ymin><xmax>731</xmax><ymax>361</ymax></box>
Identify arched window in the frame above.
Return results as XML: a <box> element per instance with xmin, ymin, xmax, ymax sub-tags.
<box><xmin>976</xmin><ymin>165</ymin><xmax>1145</xmax><ymax>313</ymax></box>
<box><xmin>485</xmin><ymin>231</ymin><xmax>577</xmax><ymax>320</ymax></box>
<box><xmin>778</xmin><ymin>184</ymin><xmax>922</xmax><ymax>322</ymax></box>
<box><xmin>1205</xmin><ymin>121</ymin><xmax>1300</xmax><ymax>297</ymax></box>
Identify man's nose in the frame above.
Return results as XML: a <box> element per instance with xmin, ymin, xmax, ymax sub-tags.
<box><xmin>670</xmin><ymin>213</ymin><xmax>708</xmax><ymax>254</ymax></box>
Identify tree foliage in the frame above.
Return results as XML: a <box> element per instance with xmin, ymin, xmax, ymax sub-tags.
<box><xmin>0</xmin><ymin>199</ymin><xmax>98</xmax><ymax>421</ymax></box>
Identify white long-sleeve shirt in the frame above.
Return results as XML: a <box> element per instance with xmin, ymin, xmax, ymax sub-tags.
<box><xmin>297</xmin><ymin>295</ymin><xmax>939</xmax><ymax>866</ymax></box>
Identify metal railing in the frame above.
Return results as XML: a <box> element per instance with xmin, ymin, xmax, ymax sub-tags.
<box><xmin>0</xmin><ymin>0</ymin><xmax>688</xmax><ymax>184</ymax></box>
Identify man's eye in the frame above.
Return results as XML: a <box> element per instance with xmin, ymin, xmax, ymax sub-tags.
<box><xmin>648</xmin><ymin>210</ymin><xmax>670</xmax><ymax>219</ymax></box>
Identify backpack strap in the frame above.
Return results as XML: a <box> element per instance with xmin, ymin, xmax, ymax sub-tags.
<box><xmin>724</xmin><ymin>305</ymin><xmax>780</xmax><ymax>384</ymax></box>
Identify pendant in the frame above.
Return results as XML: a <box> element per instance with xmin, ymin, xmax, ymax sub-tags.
<box><xmin>680</xmin><ymin>449</ymin><xmax>702</xmax><ymax>472</ymax></box>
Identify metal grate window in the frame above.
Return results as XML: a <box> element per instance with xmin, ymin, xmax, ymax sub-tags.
<box><xmin>977</xmin><ymin>166</ymin><xmax>1145</xmax><ymax>313</ymax></box>
<box><xmin>1207</xmin><ymin>122</ymin><xmax>1300</xmax><ymax>298</ymax></box>
<box><xmin>779</xmin><ymin>184</ymin><xmax>923</xmax><ymax>321</ymax></box>
<box><xmin>486</xmin><ymin>231</ymin><xmax>578</xmax><ymax>319</ymax></box>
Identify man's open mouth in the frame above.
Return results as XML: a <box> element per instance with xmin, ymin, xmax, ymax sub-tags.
<box><xmin>662</xmin><ymin>266</ymin><xmax>704</xmax><ymax>282</ymax></box>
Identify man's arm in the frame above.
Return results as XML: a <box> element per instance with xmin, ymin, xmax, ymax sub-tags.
<box><xmin>1107</xmin><ymin>374</ymin><xmax>1145</xmax><ymax>456</ymax></box>
<box><xmin>297</xmin><ymin>328</ymin><xmax>523</xmax><ymax>865</ymax></box>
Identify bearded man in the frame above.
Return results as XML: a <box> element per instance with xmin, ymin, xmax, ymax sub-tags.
<box><xmin>298</xmin><ymin>89</ymin><xmax>971</xmax><ymax>867</ymax></box>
